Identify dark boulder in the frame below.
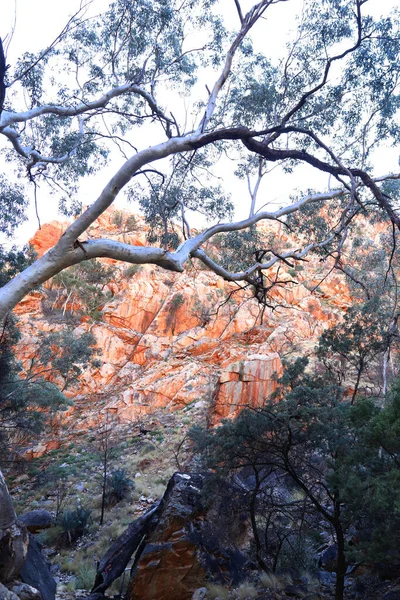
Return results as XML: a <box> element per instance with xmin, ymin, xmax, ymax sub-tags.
<box><xmin>19</xmin><ymin>511</ymin><xmax>53</xmax><ymax>534</ymax></box>
<box><xmin>20</xmin><ymin>535</ymin><xmax>56</xmax><ymax>600</ymax></box>
<box><xmin>317</xmin><ymin>570</ymin><xmax>335</xmax><ymax>587</ymax></box>
<box><xmin>126</xmin><ymin>472</ymin><xmax>249</xmax><ymax>600</ymax></box>
<box><xmin>376</xmin><ymin>562</ymin><xmax>400</xmax><ymax>581</ymax></box>
<box><xmin>383</xmin><ymin>590</ymin><xmax>400</xmax><ymax>600</ymax></box>
<box><xmin>10</xmin><ymin>583</ymin><xmax>41</xmax><ymax>600</ymax></box>
<box><xmin>0</xmin><ymin>471</ymin><xmax>29</xmax><ymax>583</ymax></box>
<box><xmin>284</xmin><ymin>583</ymin><xmax>308</xmax><ymax>598</ymax></box>
<box><xmin>91</xmin><ymin>503</ymin><xmax>161</xmax><ymax>594</ymax></box>
<box><xmin>318</xmin><ymin>544</ymin><xmax>337</xmax><ymax>572</ymax></box>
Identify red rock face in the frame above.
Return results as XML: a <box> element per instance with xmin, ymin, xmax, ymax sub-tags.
<box><xmin>13</xmin><ymin>210</ymin><xmax>353</xmax><ymax>452</ymax></box>
<box><xmin>127</xmin><ymin>473</ymin><xmax>249</xmax><ymax>600</ymax></box>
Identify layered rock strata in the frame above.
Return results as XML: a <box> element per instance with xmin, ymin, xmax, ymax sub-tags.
<box><xmin>13</xmin><ymin>211</ymin><xmax>351</xmax><ymax>452</ymax></box>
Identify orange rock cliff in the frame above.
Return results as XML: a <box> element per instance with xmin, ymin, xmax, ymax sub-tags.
<box><xmin>14</xmin><ymin>210</ymin><xmax>354</xmax><ymax>454</ymax></box>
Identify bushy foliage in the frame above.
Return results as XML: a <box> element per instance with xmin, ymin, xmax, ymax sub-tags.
<box><xmin>57</xmin><ymin>505</ymin><xmax>92</xmax><ymax>546</ymax></box>
<box><xmin>105</xmin><ymin>468</ymin><xmax>134</xmax><ymax>506</ymax></box>
<box><xmin>317</xmin><ymin>296</ymin><xmax>394</xmax><ymax>401</ymax></box>
<box><xmin>34</xmin><ymin>329</ymin><xmax>101</xmax><ymax>388</ymax></box>
<box><xmin>218</xmin><ymin>227</ymin><xmax>263</xmax><ymax>273</ymax></box>
<box><xmin>51</xmin><ymin>259</ymin><xmax>114</xmax><ymax>321</ymax></box>
<box><xmin>0</xmin><ymin>246</ymin><xmax>37</xmax><ymax>287</ymax></box>
<box><xmin>0</xmin><ymin>247</ymin><xmax>100</xmax><ymax>456</ymax></box>
<box><xmin>192</xmin><ymin>359</ymin><xmax>400</xmax><ymax>600</ymax></box>
<box><xmin>0</xmin><ymin>247</ymin><xmax>101</xmax><ymax>456</ymax></box>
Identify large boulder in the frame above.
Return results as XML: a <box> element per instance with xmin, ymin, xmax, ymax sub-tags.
<box><xmin>10</xmin><ymin>583</ymin><xmax>41</xmax><ymax>600</ymax></box>
<box><xmin>0</xmin><ymin>583</ymin><xmax>19</xmax><ymax>600</ymax></box>
<box><xmin>126</xmin><ymin>473</ymin><xmax>249</xmax><ymax>600</ymax></box>
<box><xmin>20</xmin><ymin>535</ymin><xmax>56</xmax><ymax>600</ymax></box>
<box><xmin>92</xmin><ymin>503</ymin><xmax>161</xmax><ymax>594</ymax></box>
<box><xmin>19</xmin><ymin>512</ymin><xmax>53</xmax><ymax>534</ymax></box>
<box><xmin>318</xmin><ymin>544</ymin><xmax>337</xmax><ymax>572</ymax></box>
<box><xmin>0</xmin><ymin>471</ymin><xmax>29</xmax><ymax>583</ymax></box>
<box><xmin>383</xmin><ymin>591</ymin><xmax>400</xmax><ymax>600</ymax></box>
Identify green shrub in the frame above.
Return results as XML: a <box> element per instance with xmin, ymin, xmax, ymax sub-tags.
<box><xmin>123</xmin><ymin>264</ymin><xmax>141</xmax><ymax>278</ymax></box>
<box><xmin>57</xmin><ymin>505</ymin><xmax>92</xmax><ymax>545</ymax></box>
<box><xmin>170</xmin><ymin>293</ymin><xmax>185</xmax><ymax>309</ymax></box>
<box><xmin>111</xmin><ymin>210</ymin><xmax>124</xmax><ymax>228</ymax></box>
<box><xmin>125</xmin><ymin>215</ymin><xmax>137</xmax><ymax>231</ymax></box>
<box><xmin>105</xmin><ymin>469</ymin><xmax>134</xmax><ymax>506</ymax></box>
<box><xmin>75</xmin><ymin>563</ymin><xmax>97</xmax><ymax>590</ymax></box>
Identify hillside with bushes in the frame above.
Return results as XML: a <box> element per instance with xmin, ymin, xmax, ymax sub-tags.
<box><xmin>1</xmin><ymin>209</ymin><xmax>400</xmax><ymax>600</ymax></box>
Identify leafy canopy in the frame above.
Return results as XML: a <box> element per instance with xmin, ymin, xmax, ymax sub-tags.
<box><xmin>1</xmin><ymin>0</ymin><xmax>400</xmax><ymax>317</ymax></box>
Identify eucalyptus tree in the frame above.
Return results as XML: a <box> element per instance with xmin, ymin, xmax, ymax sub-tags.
<box><xmin>1</xmin><ymin>0</ymin><xmax>400</xmax><ymax>319</ymax></box>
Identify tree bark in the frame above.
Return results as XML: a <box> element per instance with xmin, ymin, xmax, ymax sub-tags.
<box><xmin>334</xmin><ymin>520</ymin><xmax>346</xmax><ymax>600</ymax></box>
<box><xmin>351</xmin><ymin>358</ymin><xmax>364</xmax><ymax>404</ymax></box>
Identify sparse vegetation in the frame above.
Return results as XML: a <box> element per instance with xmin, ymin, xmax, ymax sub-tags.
<box><xmin>123</xmin><ymin>264</ymin><xmax>142</xmax><ymax>278</ymax></box>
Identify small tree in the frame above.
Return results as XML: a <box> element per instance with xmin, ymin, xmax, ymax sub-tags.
<box><xmin>191</xmin><ymin>359</ymin><xmax>388</xmax><ymax>600</ymax></box>
<box><xmin>317</xmin><ymin>297</ymin><xmax>394</xmax><ymax>402</ymax></box>
<box><xmin>0</xmin><ymin>326</ymin><xmax>100</xmax><ymax>457</ymax></box>
<box><xmin>89</xmin><ymin>412</ymin><xmax>123</xmax><ymax>526</ymax></box>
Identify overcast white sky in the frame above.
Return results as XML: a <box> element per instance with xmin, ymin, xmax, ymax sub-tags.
<box><xmin>1</xmin><ymin>0</ymin><xmax>400</xmax><ymax>245</ymax></box>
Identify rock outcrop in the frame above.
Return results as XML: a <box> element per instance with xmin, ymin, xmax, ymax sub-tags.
<box><xmin>127</xmin><ymin>473</ymin><xmax>249</xmax><ymax>600</ymax></box>
<box><xmin>13</xmin><ymin>210</ymin><xmax>353</xmax><ymax>451</ymax></box>
<box><xmin>90</xmin><ymin>472</ymin><xmax>249</xmax><ymax>600</ymax></box>
<box><xmin>0</xmin><ymin>471</ymin><xmax>29</xmax><ymax>583</ymax></box>
<box><xmin>19</xmin><ymin>511</ymin><xmax>53</xmax><ymax>534</ymax></box>
<box><xmin>20</xmin><ymin>535</ymin><xmax>56</xmax><ymax>600</ymax></box>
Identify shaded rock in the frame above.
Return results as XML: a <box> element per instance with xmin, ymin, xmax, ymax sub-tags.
<box><xmin>284</xmin><ymin>584</ymin><xmax>308</xmax><ymax>598</ymax></box>
<box><xmin>383</xmin><ymin>590</ymin><xmax>400</xmax><ymax>600</ymax></box>
<box><xmin>0</xmin><ymin>522</ymin><xmax>29</xmax><ymax>583</ymax></box>
<box><xmin>318</xmin><ymin>544</ymin><xmax>337</xmax><ymax>572</ymax></box>
<box><xmin>0</xmin><ymin>583</ymin><xmax>19</xmax><ymax>600</ymax></box>
<box><xmin>317</xmin><ymin>571</ymin><xmax>335</xmax><ymax>587</ymax></box>
<box><xmin>376</xmin><ymin>562</ymin><xmax>400</xmax><ymax>581</ymax></box>
<box><xmin>191</xmin><ymin>588</ymin><xmax>207</xmax><ymax>600</ymax></box>
<box><xmin>127</xmin><ymin>472</ymin><xmax>249</xmax><ymax>600</ymax></box>
<box><xmin>10</xmin><ymin>583</ymin><xmax>41</xmax><ymax>600</ymax></box>
<box><xmin>20</xmin><ymin>535</ymin><xmax>56</xmax><ymax>600</ymax></box>
<box><xmin>0</xmin><ymin>472</ymin><xmax>29</xmax><ymax>583</ymax></box>
<box><xmin>19</xmin><ymin>511</ymin><xmax>53</xmax><ymax>533</ymax></box>
<box><xmin>92</xmin><ymin>503</ymin><xmax>161</xmax><ymax>594</ymax></box>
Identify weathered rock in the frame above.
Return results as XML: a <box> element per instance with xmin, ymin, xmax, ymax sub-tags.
<box><xmin>20</xmin><ymin>535</ymin><xmax>56</xmax><ymax>600</ymax></box>
<box><xmin>317</xmin><ymin>570</ymin><xmax>335</xmax><ymax>587</ymax></box>
<box><xmin>10</xmin><ymin>583</ymin><xmax>41</xmax><ymax>600</ymax></box>
<box><xmin>211</xmin><ymin>354</ymin><xmax>282</xmax><ymax>423</ymax></box>
<box><xmin>0</xmin><ymin>523</ymin><xmax>29</xmax><ymax>584</ymax></box>
<box><xmin>0</xmin><ymin>583</ymin><xmax>19</xmax><ymax>600</ymax></box>
<box><xmin>0</xmin><ymin>471</ymin><xmax>29</xmax><ymax>583</ymax></box>
<box><xmin>92</xmin><ymin>503</ymin><xmax>161</xmax><ymax>594</ymax></box>
<box><xmin>13</xmin><ymin>209</ymin><xmax>359</xmax><ymax>451</ymax></box>
<box><xmin>319</xmin><ymin>544</ymin><xmax>337</xmax><ymax>572</ymax></box>
<box><xmin>19</xmin><ymin>511</ymin><xmax>53</xmax><ymax>533</ymax></box>
<box><xmin>383</xmin><ymin>590</ymin><xmax>400</xmax><ymax>600</ymax></box>
<box><xmin>191</xmin><ymin>588</ymin><xmax>207</xmax><ymax>600</ymax></box>
<box><xmin>127</xmin><ymin>472</ymin><xmax>249</xmax><ymax>600</ymax></box>
<box><xmin>284</xmin><ymin>583</ymin><xmax>308</xmax><ymax>598</ymax></box>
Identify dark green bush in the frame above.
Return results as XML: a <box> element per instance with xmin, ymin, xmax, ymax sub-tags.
<box><xmin>57</xmin><ymin>505</ymin><xmax>92</xmax><ymax>545</ymax></box>
<box><xmin>105</xmin><ymin>469</ymin><xmax>134</xmax><ymax>506</ymax></box>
